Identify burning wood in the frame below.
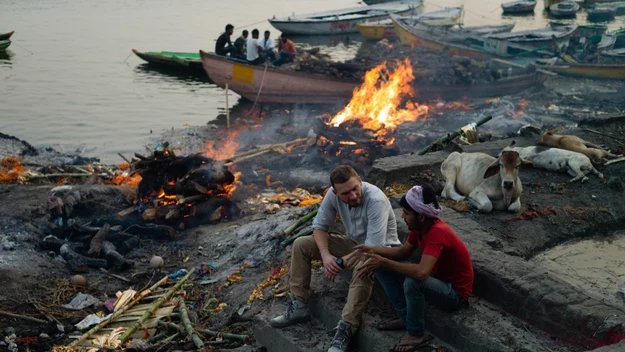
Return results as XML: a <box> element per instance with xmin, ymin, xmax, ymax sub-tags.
<box><xmin>118</xmin><ymin>142</ymin><xmax>241</xmax><ymax>225</ymax></box>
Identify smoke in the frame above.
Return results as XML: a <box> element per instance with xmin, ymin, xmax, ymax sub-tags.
<box><xmin>480</xmin><ymin>100</ymin><xmax>543</xmax><ymax>137</ymax></box>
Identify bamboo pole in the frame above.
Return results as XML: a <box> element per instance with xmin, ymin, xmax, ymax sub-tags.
<box><xmin>281</xmin><ymin>228</ymin><xmax>314</xmax><ymax>248</ymax></box>
<box><xmin>226</xmin><ymin>83</ymin><xmax>230</xmax><ymax>129</ymax></box>
<box><xmin>179</xmin><ymin>298</ymin><xmax>205</xmax><ymax>349</ymax></box>
<box><xmin>276</xmin><ymin>208</ymin><xmax>318</xmax><ymax>238</ymax></box>
<box><xmin>68</xmin><ymin>275</ymin><xmax>170</xmax><ymax>348</ymax></box>
<box><xmin>200</xmin><ymin>328</ymin><xmax>249</xmax><ymax>343</ymax></box>
<box><xmin>27</xmin><ymin>173</ymin><xmax>108</xmax><ymax>179</ymax></box>
<box><xmin>120</xmin><ymin>269</ymin><xmax>195</xmax><ymax>343</ymax></box>
<box><xmin>417</xmin><ymin>115</ymin><xmax>493</xmax><ymax>155</ymax></box>
<box><xmin>0</xmin><ymin>310</ymin><xmax>47</xmax><ymax>324</ymax></box>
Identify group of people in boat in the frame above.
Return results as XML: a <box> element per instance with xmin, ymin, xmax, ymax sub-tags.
<box><xmin>215</xmin><ymin>24</ymin><xmax>297</xmax><ymax>67</ymax></box>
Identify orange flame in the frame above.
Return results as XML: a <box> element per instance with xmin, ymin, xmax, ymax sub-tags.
<box><xmin>205</xmin><ymin>130</ymin><xmax>241</xmax><ymax>160</ymax></box>
<box><xmin>514</xmin><ymin>99</ymin><xmax>528</xmax><ymax>119</ymax></box>
<box><xmin>0</xmin><ymin>157</ymin><xmax>24</xmax><ymax>182</ymax></box>
<box><xmin>224</xmin><ymin>171</ymin><xmax>242</xmax><ymax>197</ymax></box>
<box><xmin>328</xmin><ymin>58</ymin><xmax>428</xmax><ymax>143</ymax></box>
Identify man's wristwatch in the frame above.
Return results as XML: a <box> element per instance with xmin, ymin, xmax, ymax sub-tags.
<box><xmin>335</xmin><ymin>257</ymin><xmax>345</xmax><ymax>269</ymax></box>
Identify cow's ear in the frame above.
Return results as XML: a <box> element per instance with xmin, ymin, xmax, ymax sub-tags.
<box><xmin>484</xmin><ymin>159</ymin><xmax>500</xmax><ymax>178</ymax></box>
<box><xmin>520</xmin><ymin>159</ymin><xmax>534</xmax><ymax>169</ymax></box>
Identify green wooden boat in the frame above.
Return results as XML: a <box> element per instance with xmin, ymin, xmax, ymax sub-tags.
<box><xmin>0</xmin><ymin>40</ymin><xmax>11</xmax><ymax>50</ymax></box>
<box><xmin>611</xmin><ymin>28</ymin><xmax>625</xmax><ymax>47</ymax></box>
<box><xmin>0</xmin><ymin>31</ymin><xmax>14</xmax><ymax>40</ymax></box>
<box><xmin>132</xmin><ymin>49</ymin><xmax>203</xmax><ymax>71</ymax></box>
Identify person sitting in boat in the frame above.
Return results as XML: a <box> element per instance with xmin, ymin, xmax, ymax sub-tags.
<box><xmin>260</xmin><ymin>30</ymin><xmax>276</xmax><ymax>61</ymax></box>
<box><xmin>272</xmin><ymin>33</ymin><xmax>297</xmax><ymax>67</ymax></box>
<box><xmin>582</xmin><ymin>40</ymin><xmax>599</xmax><ymax>63</ymax></box>
<box><xmin>234</xmin><ymin>30</ymin><xmax>249</xmax><ymax>60</ymax></box>
<box><xmin>215</xmin><ymin>24</ymin><xmax>236</xmax><ymax>57</ymax></box>
<box><xmin>246</xmin><ymin>28</ymin><xmax>265</xmax><ymax>65</ymax></box>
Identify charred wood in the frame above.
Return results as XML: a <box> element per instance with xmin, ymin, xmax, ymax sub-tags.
<box><xmin>60</xmin><ymin>244</ymin><xmax>107</xmax><ymax>272</ymax></box>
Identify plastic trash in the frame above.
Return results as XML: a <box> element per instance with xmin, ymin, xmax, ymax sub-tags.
<box><xmin>168</xmin><ymin>269</ymin><xmax>189</xmax><ymax>280</ymax></box>
<box><xmin>63</xmin><ymin>293</ymin><xmax>102</xmax><ymax>310</ymax></box>
<box><xmin>75</xmin><ymin>313</ymin><xmax>112</xmax><ymax>331</ymax></box>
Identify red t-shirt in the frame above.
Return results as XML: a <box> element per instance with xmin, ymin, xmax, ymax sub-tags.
<box><xmin>407</xmin><ymin>219</ymin><xmax>474</xmax><ymax>299</ymax></box>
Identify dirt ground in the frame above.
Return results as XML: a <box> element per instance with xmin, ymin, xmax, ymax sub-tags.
<box><xmin>1</xmin><ymin>75</ymin><xmax>625</xmax><ymax>351</ymax></box>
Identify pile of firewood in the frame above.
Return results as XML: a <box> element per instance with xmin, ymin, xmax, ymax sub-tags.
<box><xmin>118</xmin><ymin>143</ymin><xmax>240</xmax><ymax>225</ymax></box>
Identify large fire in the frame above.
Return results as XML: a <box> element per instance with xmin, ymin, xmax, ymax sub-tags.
<box><xmin>328</xmin><ymin>58</ymin><xmax>429</xmax><ymax>142</ymax></box>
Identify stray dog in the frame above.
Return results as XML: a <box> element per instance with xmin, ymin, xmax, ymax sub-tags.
<box><xmin>537</xmin><ymin>131</ymin><xmax>617</xmax><ymax>165</ymax></box>
<box><xmin>504</xmin><ymin>145</ymin><xmax>603</xmax><ymax>183</ymax></box>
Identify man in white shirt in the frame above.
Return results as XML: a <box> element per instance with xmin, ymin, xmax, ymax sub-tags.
<box><xmin>246</xmin><ymin>28</ymin><xmax>264</xmax><ymax>65</ymax></box>
<box><xmin>260</xmin><ymin>30</ymin><xmax>276</xmax><ymax>61</ymax></box>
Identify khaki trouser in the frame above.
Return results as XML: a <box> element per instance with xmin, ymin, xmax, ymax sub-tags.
<box><xmin>289</xmin><ymin>233</ymin><xmax>374</xmax><ymax>331</ymax></box>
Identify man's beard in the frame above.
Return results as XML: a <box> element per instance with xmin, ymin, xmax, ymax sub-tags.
<box><xmin>345</xmin><ymin>194</ymin><xmax>363</xmax><ymax>208</ymax></box>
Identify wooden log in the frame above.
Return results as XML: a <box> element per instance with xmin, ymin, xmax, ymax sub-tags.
<box><xmin>60</xmin><ymin>244</ymin><xmax>108</xmax><ymax>272</ymax></box>
<box><xmin>88</xmin><ymin>223</ymin><xmax>110</xmax><ymax>257</ymax></box>
<box><xmin>117</xmin><ymin>206</ymin><xmax>136</xmax><ymax>218</ymax></box>
<box><xmin>0</xmin><ymin>310</ymin><xmax>47</xmax><ymax>325</ymax></box>
<box><xmin>102</xmin><ymin>241</ymin><xmax>133</xmax><ymax>271</ymax></box>
<box><xmin>142</xmin><ymin>208</ymin><xmax>157</xmax><ymax>221</ymax></box>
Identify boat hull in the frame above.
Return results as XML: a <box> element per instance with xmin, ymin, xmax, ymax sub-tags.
<box><xmin>502</xmin><ymin>5</ymin><xmax>536</xmax><ymax>13</ymax></box>
<box><xmin>544</xmin><ymin>0</ymin><xmax>563</xmax><ymax>9</ymax></box>
<box><xmin>0</xmin><ymin>40</ymin><xmax>11</xmax><ymax>50</ymax></box>
<box><xmin>133</xmin><ymin>50</ymin><xmax>203</xmax><ymax>71</ymax></box>
<box><xmin>200</xmin><ymin>51</ymin><xmax>547</xmax><ymax>103</ymax></box>
<box><xmin>543</xmin><ymin>63</ymin><xmax>625</xmax><ymax>79</ymax></box>
<box><xmin>357</xmin><ymin>23</ymin><xmax>397</xmax><ymax>40</ymax></box>
<box><xmin>392</xmin><ymin>16</ymin><xmax>494</xmax><ymax>60</ymax></box>
<box><xmin>0</xmin><ymin>31</ymin><xmax>14</xmax><ymax>41</ymax></box>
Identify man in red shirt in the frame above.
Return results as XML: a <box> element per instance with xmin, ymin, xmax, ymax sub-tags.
<box><xmin>354</xmin><ymin>184</ymin><xmax>474</xmax><ymax>352</ymax></box>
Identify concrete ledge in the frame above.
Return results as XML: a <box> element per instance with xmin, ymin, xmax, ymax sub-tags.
<box><xmin>253</xmin><ymin>314</ymin><xmax>328</xmax><ymax>352</ymax></box>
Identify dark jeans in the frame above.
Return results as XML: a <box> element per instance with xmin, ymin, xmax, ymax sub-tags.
<box><xmin>247</xmin><ymin>56</ymin><xmax>264</xmax><ymax>65</ymax></box>
<box><xmin>375</xmin><ymin>267</ymin><xmax>463</xmax><ymax>337</ymax></box>
<box><xmin>264</xmin><ymin>50</ymin><xmax>276</xmax><ymax>61</ymax></box>
<box><xmin>271</xmin><ymin>50</ymin><xmax>294</xmax><ymax>66</ymax></box>
<box><xmin>216</xmin><ymin>46</ymin><xmax>236</xmax><ymax>57</ymax></box>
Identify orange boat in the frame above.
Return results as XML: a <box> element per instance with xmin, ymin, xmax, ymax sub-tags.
<box><xmin>200</xmin><ymin>51</ymin><xmax>548</xmax><ymax>104</ymax></box>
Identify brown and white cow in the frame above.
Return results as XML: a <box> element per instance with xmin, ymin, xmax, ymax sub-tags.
<box><xmin>441</xmin><ymin>142</ymin><xmax>533</xmax><ymax>213</ymax></box>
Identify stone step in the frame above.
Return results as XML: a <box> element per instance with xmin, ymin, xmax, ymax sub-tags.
<box><xmin>254</xmin><ymin>271</ymin><xmax>576</xmax><ymax>352</ymax></box>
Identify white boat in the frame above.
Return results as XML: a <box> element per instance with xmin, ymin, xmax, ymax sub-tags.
<box><xmin>409</xmin><ymin>22</ymin><xmax>516</xmax><ymax>41</ymax></box>
<box><xmin>502</xmin><ymin>0</ymin><xmax>537</xmax><ymax>14</ymax></box>
<box><xmin>408</xmin><ymin>6</ymin><xmax>464</xmax><ymax>26</ymax></box>
<box><xmin>486</xmin><ymin>24</ymin><xmax>578</xmax><ymax>48</ymax></box>
<box><xmin>601</xmin><ymin>47</ymin><xmax>625</xmax><ymax>64</ymax></box>
<box><xmin>549</xmin><ymin>1</ymin><xmax>579</xmax><ymax>17</ymax></box>
<box><xmin>268</xmin><ymin>0</ymin><xmax>423</xmax><ymax>35</ymax></box>
<box><xmin>597</xmin><ymin>34</ymin><xmax>617</xmax><ymax>52</ymax></box>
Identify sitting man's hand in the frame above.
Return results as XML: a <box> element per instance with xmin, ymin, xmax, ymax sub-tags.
<box><xmin>321</xmin><ymin>253</ymin><xmax>342</xmax><ymax>281</ymax></box>
<box><xmin>357</xmin><ymin>253</ymin><xmax>385</xmax><ymax>279</ymax></box>
<box><xmin>345</xmin><ymin>245</ymin><xmax>373</xmax><ymax>268</ymax></box>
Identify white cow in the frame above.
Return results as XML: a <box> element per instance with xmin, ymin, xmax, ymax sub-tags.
<box><xmin>504</xmin><ymin>146</ymin><xmax>603</xmax><ymax>183</ymax></box>
<box><xmin>441</xmin><ymin>143</ymin><xmax>533</xmax><ymax>213</ymax></box>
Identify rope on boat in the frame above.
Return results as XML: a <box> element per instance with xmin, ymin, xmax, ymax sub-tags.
<box><xmin>246</xmin><ymin>62</ymin><xmax>269</xmax><ymax>117</ymax></box>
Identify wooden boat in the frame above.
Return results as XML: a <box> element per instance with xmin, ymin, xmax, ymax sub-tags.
<box><xmin>199</xmin><ymin>50</ymin><xmax>548</xmax><ymax>103</ymax></box>
<box><xmin>597</xmin><ymin>34</ymin><xmax>617</xmax><ymax>52</ymax></box>
<box><xmin>601</xmin><ymin>48</ymin><xmax>625</xmax><ymax>63</ymax></box>
<box><xmin>550</xmin><ymin>22</ymin><xmax>607</xmax><ymax>37</ymax></box>
<box><xmin>357</xmin><ymin>6</ymin><xmax>464</xmax><ymax>40</ymax></box>
<box><xmin>0</xmin><ymin>31</ymin><xmax>14</xmax><ymax>41</ymax></box>
<box><xmin>587</xmin><ymin>5</ymin><xmax>616</xmax><ymax>22</ymax></box>
<box><xmin>485</xmin><ymin>24</ymin><xmax>578</xmax><ymax>49</ymax></box>
<box><xmin>268</xmin><ymin>0</ymin><xmax>423</xmax><ymax>35</ymax></box>
<box><xmin>502</xmin><ymin>0</ymin><xmax>537</xmax><ymax>14</ymax></box>
<box><xmin>363</xmin><ymin>0</ymin><xmax>395</xmax><ymax>4</ymax></box>
<box><xmin>538</xmin><ymin>59</ymin><xmax>625</xmax><ymax>78</ymax></box>
<box><xmin>549</xmin><ymin>1</ymin><xmax>580</xmax><ymax>17</ymax></box>
<box><xmin>0</xmin><ymin>40</ymin><xmax>11</xmax><ymax>50</ymax></box>
<box><xmin>132</xmin><ymin>49</ymin><xmax>203</xmax><ymax>71</ymax></box>
<box><xmin>610</xmin><ymin>28</ymin><xmax>625</xmax><ymax>47</ymax></box>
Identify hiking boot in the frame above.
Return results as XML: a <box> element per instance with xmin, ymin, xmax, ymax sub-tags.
<box><xmin>269</xmin><ymin>298</ymin><xmax>310</xmax><ymax>328</ymax></box>
<box><xmin>328</xmin><ymin>320</ymin><xmax>353</xmax><ymax>352</ymax></box>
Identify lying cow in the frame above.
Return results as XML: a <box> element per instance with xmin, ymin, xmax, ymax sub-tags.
<box><xmin>504</xmin><ymin>145</ymin><xmax>603</xmax><ymax>183</ymax></box>
<box><xmin>537</xmin><ymin>131</ymin><xmax>617</xmax><ymax>165</ymax></box>
<box><xmin>441</xmin><ymin>142</ymin><xmax>532</xmax><ymax>213</ymax></box>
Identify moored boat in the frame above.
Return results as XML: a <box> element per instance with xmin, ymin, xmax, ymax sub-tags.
<box><xmin>132</xmin><ymin>50</ymin><xmax>203</xmax><ymax>71</ymax></box>
<box><xmin>502</xmin><ymin>0</ymin><xmax>537</xmax><ymax>14</ymax></box>
<box><xmin>199</xmin><ymin>50</ymin><xmax>548</xmax><ymax>103</ymax></box>
<box><xmin>597</xmin><ymin>34</ymin><xmax>617</xmax><ymax>52</ymax></box>
<box><xmin>550</xmin><ymin>22</ymin><xmax>607</xmax><ymax>37</ymax></box>
<box><xmin>357</xmin><ymin>6</ymin><xmax>464</xmax><ymax>40</ymax></box>
<box><xmin>0</xmin><ymin>40</ymin><xmax>11</xmax><ymax>50</ymax></box>
<box><xmin>544</xmin><ymin>0</ymin><xmax>563</xmax><ymax>9</ymax></box>
<box><xmin>485</xmin><ymin>24</ymin><xmax>578</xmax><ymax>49</ymax></box>
<box><xmin>549</xmin><ymin>1</ymin><xmax>580</xmax><ymax>17</ymax></box>
<box><xmin>587</xmin><ymin>5</ymin><xmax>616</xmax><ymax>22</ymax></box>
<box><xmin>0</xmin><ymin>31</ymin><xmax>14</xmax><ymax>41</ymax></box>
<box><xmin>268</xmin><ymin>0</ymin><xmax>423</xmax><ymax>35</ymax></box>
<box><xmin>538</xmin><ymin>61</ymin><xmax>625</xmax><ymax>79</ymax></box>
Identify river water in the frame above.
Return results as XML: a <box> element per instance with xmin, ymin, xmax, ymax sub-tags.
<box><xmin>1</xmin><ymin>0</ymin><xmax>624</xmax><ymax>163</ymax></box>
